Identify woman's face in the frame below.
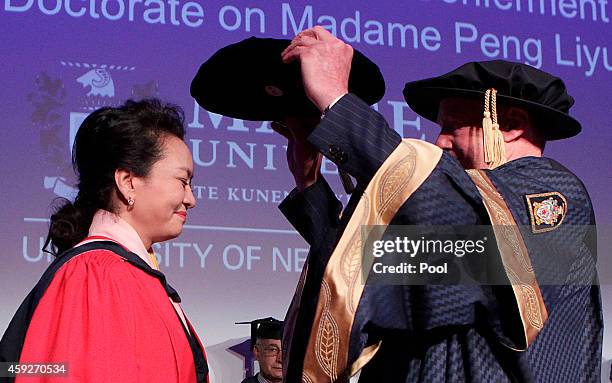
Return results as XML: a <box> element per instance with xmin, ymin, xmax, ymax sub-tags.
<box><xmin>131</xmin><ymin>135</ymin><xmax>196</xmax><ymax>247</ymax></box>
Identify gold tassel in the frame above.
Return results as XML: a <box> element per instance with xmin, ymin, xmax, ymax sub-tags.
<box><xmin>482</xmin><ymin>88</ymin><xmax>507</xmax><ymax>168</ymax></box>
<box><xmin>482</xmin><ymin>89</ymin><xmax>494</xmax><ymax>164</ymax></box>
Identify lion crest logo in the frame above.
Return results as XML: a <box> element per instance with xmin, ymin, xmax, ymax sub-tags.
<box><xmin>77</xmin><ymin>68</ymin><xmax>115</xmax><ymax>97</ymax></box>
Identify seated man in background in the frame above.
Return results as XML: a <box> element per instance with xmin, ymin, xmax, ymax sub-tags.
<box><xmin>238</xmin><ymin>318</ymin><xmax>283</xmax><ymax>383</ymax></box>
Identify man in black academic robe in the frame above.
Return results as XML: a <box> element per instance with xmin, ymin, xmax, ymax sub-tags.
<box><xmin>239</xmin><ymin>318</ymin><xmax>284</xmax><ymax>383</ymax></box>
<box><xmin>277</xmin><ymin>27</ymin><xmax>603</xmax><ymax>383</ymax></box>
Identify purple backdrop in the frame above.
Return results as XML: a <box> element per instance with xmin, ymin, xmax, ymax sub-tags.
<box><xmin>1</xmin><ymin>1</ymin><xmax>610</xmax><ymax>381</ymax></box>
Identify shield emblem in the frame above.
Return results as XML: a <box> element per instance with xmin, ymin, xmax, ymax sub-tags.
<box><xmin>525</xmin><ymin>192</ymin><xmax>567</xmax><ymax>233</ymax></box>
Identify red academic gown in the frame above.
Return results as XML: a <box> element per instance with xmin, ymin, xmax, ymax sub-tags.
<box><xmin>0</xmin><ymin>241</ymin><xmax>208</xmax><ymax>383</ymax></box>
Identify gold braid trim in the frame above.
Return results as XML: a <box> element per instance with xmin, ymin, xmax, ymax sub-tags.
<box><xmin>466</xmin><ymin>169</ymin><xmax>548</xmax><ymax>350</ymax></box>
<box><xmin>300</xmin><ymin>139</ymin><xmax>443</xmax><ymax>382</ymax></box>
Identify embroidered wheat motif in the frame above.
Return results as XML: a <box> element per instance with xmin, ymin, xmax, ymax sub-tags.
<box><xmin>341</xmin><ymin>232</ymin><xmax>362</xmax><ymax>285</ymax></box>
<box><xmin>520</xmin><ymin>284</ymin><xmax>544</xmax><ymax>329</ymax></box>
<box><xmin>378</xmin><ymin>154</ymin><xmax>416</xmax><ymax>218</ymax></box>
<box><xmin>316</xmin><ymin>281</ymin><xmax>339</xmax><ymax>380</ymax></box>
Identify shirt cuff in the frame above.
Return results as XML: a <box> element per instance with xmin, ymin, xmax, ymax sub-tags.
<box><xmin>321</xmin><ymin>93</ymin><xmax>349</xmax><ymax>118</ymax></box>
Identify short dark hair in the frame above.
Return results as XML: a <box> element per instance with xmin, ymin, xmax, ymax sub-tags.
<box><xmin>45</xmin><ymin>98</ymin><xmax>186</xmax><ymax>255</ymax></box>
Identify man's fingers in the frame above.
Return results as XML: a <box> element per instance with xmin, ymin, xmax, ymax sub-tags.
<box><xmin>298</xmin><ymin>28</ymin><xmax>320</xmax><ymax>40</ymax></box>
<box><xmin>283</xmin><ymin>34</ymin><xmax>317</xmax><ymax>54</ymax></box>
<box><xmin>281</xmin><ymin>35</ymin><xmax>319</xmax><ymax>59</ymax></box>
<box><xmin>282</xmin><ymin>39</ymin><xmax>300</xmax><ymax>57</ymax></box>
<box><xmin>281</xmin><ymin>45</ymin><xmax>310</xmax><ymax>64</ymax></box>
<box><xmin>295</xmin><ymin>26</ymin><xmax>332</xmax><ymax>42</ymax></box>
<box><xmin>311</xmin><ymin>26</ymin><xmax>335</xmax><ymax>41</ymax></box>
<box><xmin>281</xmin><ymin>27</ymin><xmax>336</xmax><ymax>63</ymax></box>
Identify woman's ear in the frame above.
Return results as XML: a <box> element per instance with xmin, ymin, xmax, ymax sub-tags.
<box><xmin>114</xmin><ymin>168</ymin><xmax>135</xmax><ymax>206</ymax></box>
<box><xmin>501</xmin><ymin>106</ymin><xmax>531</xmax><ymax>143</ymax></box>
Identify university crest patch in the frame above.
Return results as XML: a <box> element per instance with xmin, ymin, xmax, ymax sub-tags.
<box><xmin>525</xmin><ymin>192</ymin><xmax>567</xmax><ymax>233</ymax></box>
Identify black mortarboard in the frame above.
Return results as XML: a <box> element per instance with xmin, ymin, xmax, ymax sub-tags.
<box><xmin>236</xmin><ymin>317</ymin><xmax>283</xmax><ymax>350</ymax></box>
<box><xmin>190</xmin><ymin>37</ymin><xmax>385</xmax><ymax>121</ymax></box>
<box><xmin>403</xmin><ymin>60</ymin><xmax>581</xmax><ymax>141</ymax></box>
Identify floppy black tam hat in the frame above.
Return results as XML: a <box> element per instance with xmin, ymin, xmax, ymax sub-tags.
<box><xmin>191</xmin><ymin>37</ymin><xmax>385</xmax><ymax>121</ymax></box>
<box><xmin>236</xmin><ymin>317</ymin><xmax>283</xmax><ymax>350</ymax></box>
<box><xmin>403</xmin><ymin>60</ymin><xmax>581</xmax><ymax>140</ymax></box>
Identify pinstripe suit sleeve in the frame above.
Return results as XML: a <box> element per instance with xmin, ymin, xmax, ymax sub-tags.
<box><xmin>278</xmin><ymin>177</ymin><xmax>343</xmax><ymax>246</ymax></box>
<box><xmin>307</xmin><ymin>93</ymin><xmax>402</xmax><ymax>186</ymax></box>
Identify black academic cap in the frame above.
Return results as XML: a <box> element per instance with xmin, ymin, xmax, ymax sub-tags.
<box><xmin>190</xmin><ymin>37</ymin><xmax>385</xmax><ymax>121</ymax></box>
<box><xmin>403</xmin><ymin>60</ymin><xmax>581</xmax><ymax>140</ymax></box>
<box><xmin>236</xmin><ymin>317</ymin><xmax>283</xmax><ymax>350</ymax></box>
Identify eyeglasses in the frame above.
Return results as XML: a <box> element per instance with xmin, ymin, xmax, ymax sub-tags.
<box><xmin>256</xmin><ymin>344</ymin><xmax>281</xmax><ymax>358</ymax></box>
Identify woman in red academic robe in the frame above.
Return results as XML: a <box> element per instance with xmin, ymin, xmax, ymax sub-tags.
<box><xmin>0</xmin><ymin>99</ymin><xmax>208</xmax><ymax>383</ymax></box>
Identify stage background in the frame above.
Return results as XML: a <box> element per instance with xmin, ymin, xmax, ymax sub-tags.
<box><xmin>1</xmin><ymin>0</ymin><xmax>610</xmax><ymax>381</ymax></box>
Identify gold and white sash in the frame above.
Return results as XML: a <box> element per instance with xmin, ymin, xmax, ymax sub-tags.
<box><xmin>289</xmin><ymin>141</ymin><xmax>547</xmax><ymax>383</ymax></box>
